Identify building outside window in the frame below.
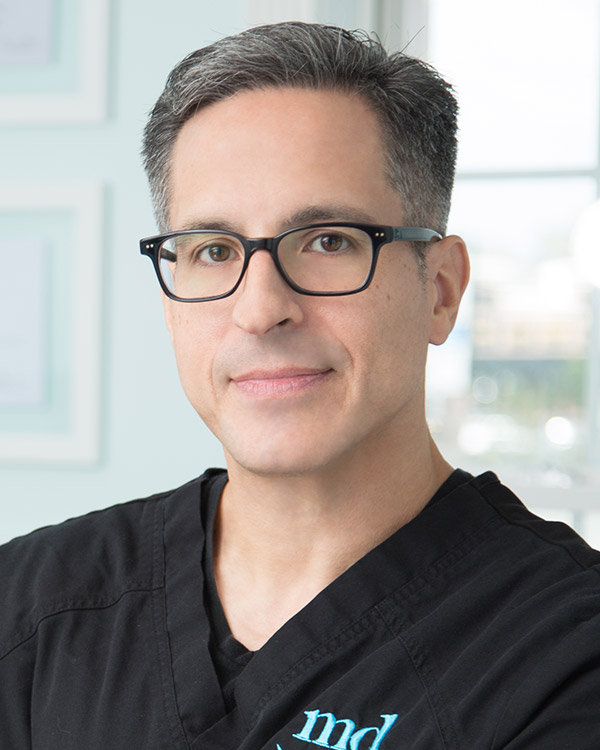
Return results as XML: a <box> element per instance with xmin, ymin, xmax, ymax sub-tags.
<box><xmin>419</xmin><ymin>0</ymin><xmax>600</xmax><ymax>539</ymax></box>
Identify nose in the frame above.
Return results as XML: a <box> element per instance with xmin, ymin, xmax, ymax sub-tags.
<box><xmin>231</xmin><ymin>249</ymin><xmax>304</xmax><ymax>335</ymax></box>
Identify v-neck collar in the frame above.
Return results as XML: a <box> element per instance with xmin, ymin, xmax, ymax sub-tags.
<box><xmin>161</xmin><ymin>468</ymin><xmax>501</xmax><ymax>745</ymax></box>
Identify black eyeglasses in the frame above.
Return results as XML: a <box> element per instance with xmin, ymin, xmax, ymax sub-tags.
<box><xmin>140</xmin><ymin>223</ymin><xmax>442</xmax><ymax>302</ymax></box>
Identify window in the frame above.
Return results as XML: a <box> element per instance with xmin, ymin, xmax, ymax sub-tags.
<box><xmin>414</xmin><ymin>0</ymin><xmax>600</xmax><ymax>539</ymax></box>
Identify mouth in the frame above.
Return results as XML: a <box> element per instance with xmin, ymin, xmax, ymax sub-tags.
<box><xmin>231</xmin><ymin>367</ymin><xmax>333</xmax><ymax>397</ymax></box>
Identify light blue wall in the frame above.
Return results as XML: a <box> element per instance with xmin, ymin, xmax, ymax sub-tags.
<box><xmin>0</xmin><ymin>1</ymin><xmax>243</xmax><ymax>543</ymax></box>
<box><xmin>0</xmin><ymin>0</ymin><xmax>375</xmax><ymax>544</ymax></box>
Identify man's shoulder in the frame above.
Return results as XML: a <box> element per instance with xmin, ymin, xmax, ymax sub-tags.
<box><xmin>437</xmin><ymin>471</ymin><xmax>600</xmax><ymax>646</ymax></box>
<box><xmin>468</xmin><ymin>471</ymin><xmax>600</xmax><ymax>571</ymax></box>
<box><xmin>414</xmin><ymin>470</ymin><xmax>600</xmax><ymax>624</ymax></box>
<box><xmin>463</xmin><ymin>474</ymin><xmax>600</xmax><ymax>746</ymax></box>
<box><xmin>0</xmin><ymin>472</ymin><xmax>214</xmax><ymax>653</ymax></box>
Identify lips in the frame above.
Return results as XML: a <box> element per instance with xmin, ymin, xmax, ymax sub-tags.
<box><xmin>231</xmin><ymin>367</ymin><xmax>332</xmax><ymax>397</ymax></box>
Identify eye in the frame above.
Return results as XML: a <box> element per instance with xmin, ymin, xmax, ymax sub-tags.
<box><xmin>187</xmin><ymin>238</ymin><xmax>243</xmax><ymax>265</ymax></box>
<box><xmin>308</xmin><ymin>233</ymin><xmax>351</xmax><ymax>253</ymax></box>
<box><xmin>199</xmin><ymin>244</ymin><xmax>232</xmax><ymax>263</ymax></box>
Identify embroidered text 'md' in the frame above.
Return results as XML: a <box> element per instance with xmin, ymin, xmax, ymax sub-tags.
<box><xmin>292</xmin><ymin>710</ymin><xmax>398</xmax><ymax>749</ymax></box>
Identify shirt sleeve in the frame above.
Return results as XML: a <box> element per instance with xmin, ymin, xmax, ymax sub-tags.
<box><xmin>0</xmin><ymin>638</ymin><xmax>35</xmax><ymax>747</ymax></box>
<box><xmin>492</xmin><ymin>611</ymin><xmax>600</xmax><ymax>748</ymax></box>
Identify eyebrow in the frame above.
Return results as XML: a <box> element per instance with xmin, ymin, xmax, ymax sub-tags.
<box><xmin>177</xmin><ymin>218</ymin><xmax>238</xmax><ymax>233</ymax></box>
<box><xmin>175</xmin><ymin>204</ymin><xmax>380</xmax><ymax>235</ymax></box>
<box><xmin>283</xmin><ymin>204</ymin><xmax>379</xmax><ymax>228</ymax></box>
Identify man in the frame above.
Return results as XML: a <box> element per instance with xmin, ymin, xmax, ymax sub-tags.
<box><xmin>1</xmin><ymin>22</ymin><xmax>599</xmax><ymax>749</ymax></box>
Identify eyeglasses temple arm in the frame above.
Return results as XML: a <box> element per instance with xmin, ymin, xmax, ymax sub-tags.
<box><xmin>392</xmin><ymin>227</ymin><xmax>443</xmax><ymax>242</ymax></box>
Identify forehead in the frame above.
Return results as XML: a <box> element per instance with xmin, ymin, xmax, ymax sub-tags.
<box><xmin>174</xmin><ymin>85</ymin><xmax>385</xmax><ymax>153</ymax></box>
<box><xmin>168</xmin><ymin>87</ymin><xmax>402</xmax><ymax>228</ymax></box>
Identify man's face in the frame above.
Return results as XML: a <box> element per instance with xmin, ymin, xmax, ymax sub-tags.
<box><xmin>164</xmin><ymin>87</ymin><xmax>447</xmax><ymax>477</ymax></box>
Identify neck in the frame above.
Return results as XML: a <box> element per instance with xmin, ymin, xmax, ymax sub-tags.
<box><xmin>213</xmin><ymin>423</ymin><xmax>452</xmax><ymax>651</ymax></box>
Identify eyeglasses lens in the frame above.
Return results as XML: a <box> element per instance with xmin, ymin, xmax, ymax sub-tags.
<box><xmin>278</xmin><ymin>226</ymin><xmax>372</xmax><ymax>293</ymax></box>
<box><xmin>158</xmin><ymin>233</ymin><xmax>245</xmax><ymax>299</ymax></box>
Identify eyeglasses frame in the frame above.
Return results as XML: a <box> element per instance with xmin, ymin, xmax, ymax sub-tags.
<box><xmin>139</xmin><ymin>222</ymin><xmax>443</xmax><ymax>302</ymax></box>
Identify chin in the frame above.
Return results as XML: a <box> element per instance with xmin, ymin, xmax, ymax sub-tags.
<box><xmin>224</xmin><ymin>440</ymin><xmax>339</xmax><ymax>479</ymax></box>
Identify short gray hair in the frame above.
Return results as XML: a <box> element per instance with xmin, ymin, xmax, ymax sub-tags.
<box><xmin>142</xmin><ymin>22</ymin><xmax>458</xmax><ymax>251</ymax></box>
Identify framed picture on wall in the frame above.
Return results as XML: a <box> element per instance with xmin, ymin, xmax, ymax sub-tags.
<box><xmin>0</xmin><ymin>183</ymin><xmax>102</xmax><ymax>464</ymax></box>
<box><xmin>0</xmin><ymin>0</ymin><xmax>108</xmax><ymax>122</ymax></box>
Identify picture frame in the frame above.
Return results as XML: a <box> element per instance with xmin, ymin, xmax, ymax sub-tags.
<box><xmin>0</xmin><ymin>183</ymin><xmax>102</xmax><ymax>464</ymax></box>
<box><xmin>0</xmin><ymin>0</ymin><xmax>108</xmax><ymax>123</ymax></box>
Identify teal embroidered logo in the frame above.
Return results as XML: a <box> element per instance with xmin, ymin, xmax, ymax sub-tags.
<box><xmin>278</xmin><ymin>709</ymin><xmax>398</xmax><ymax>749</ymax></box>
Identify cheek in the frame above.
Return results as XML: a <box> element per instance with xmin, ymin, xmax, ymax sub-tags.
<box><xmin>371</xmin><ymin>265</ymin><xmax>429</xmax><ymax>331</ymax></box>
<box><xmin>362</xmin><ymin>281</ymin><xmax>431</xmax><ymax>375</ymax></box>
<box><xmin>325</xmin><ymin>281</ymin><xmax>427</xmax><ymax>385</ymax></box>
<box><xmin>169</xmin><ymin>309</ymin><xmax>221</xmax><ymax>403</ymax></box>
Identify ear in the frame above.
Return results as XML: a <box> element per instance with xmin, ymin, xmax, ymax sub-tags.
<box><xmin>427</xmin><ymin>235</ymin><xmax>470</xmax><ymax>346</ymax></box>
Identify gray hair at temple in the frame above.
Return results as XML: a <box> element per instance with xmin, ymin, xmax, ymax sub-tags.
<box><xmin>142</xmin><ymin>21</ymin><xmax>458</xmax><ymax>260</ymax></box>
